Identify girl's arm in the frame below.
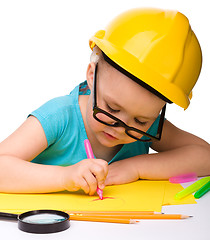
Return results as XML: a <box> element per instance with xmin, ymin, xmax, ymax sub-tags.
<box><xmin>0</xmin><ymin>116</ymin><xmax>64</xmax><ymax>193</ymax></box>
<box><xmin>105</xmin><ymin>120</ymin><xmax>210</xmax><ymax>185</ymax></box>
<box><xmin>142</xmin><ymin>120</ymin><xmax>210</xmax><ymax>178</ymax></box>
<box><xmin>0</xmin><ymin>116</ymin><xmax>108</xmax><ymax>194</ymax></box>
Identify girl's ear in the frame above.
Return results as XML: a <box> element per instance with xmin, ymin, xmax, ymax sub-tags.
<box><xmin>86</xmin><ymin>62</ymin><xmax>96</xmax><ymax>91</ymax></box>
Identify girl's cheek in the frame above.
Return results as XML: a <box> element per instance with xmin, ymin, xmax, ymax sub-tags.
<box><xmin>92</xmin><ymin>118</ymin><xmax>105</xmax><ymax>132</ymax></box>
<box><xmin>86</xmin><ymin>109</ymin><xmax>103</xmax><ymax>132</ymax></box>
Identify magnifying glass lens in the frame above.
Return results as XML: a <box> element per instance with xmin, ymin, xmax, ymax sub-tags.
<box><xmin>22</xmin><ymin>213</ymin><xmax>66</xmax><ymax>224</ymax></box>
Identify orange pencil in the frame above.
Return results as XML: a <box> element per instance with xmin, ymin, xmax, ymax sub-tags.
<box><xmin>67</xmin><ymin>211</ymin><xmax>159</xmax><ymax>216</ymax></box>
<box><xmin>131</xmin><ymin>214</ymin><xmax>191</xmax><ymax>219</ymax></box>
<box><xmin>70</xmin><ymin>215</ymin><xmax>139</xmax><ymax>224</ymax></box>
<box><xmin>68</xmin><ymin>213</ymin><xmax>160</xmax><ymax>219</ymax></box>
<box><xmin>67</xmin><ymin>212</ymin><xmax>191</xmax><ymax>220</ymax></box>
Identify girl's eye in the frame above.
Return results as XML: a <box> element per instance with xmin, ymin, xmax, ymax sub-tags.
<box><xmin>134</xmin><ymin>118</ymin><xmax>147</xmax><ymax>126</ymax></box>
<box><xmin>106</xmin><ymin>103</ymin><xmax>147</xmax><ymax>126</ymax></box>
<box><xmin>106</xmin><ymin>103</ymin><xmax>120</xmax><ymax>113</ymax></box>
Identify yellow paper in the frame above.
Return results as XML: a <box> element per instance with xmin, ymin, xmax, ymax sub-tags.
<box><xmin>0</xmin><ymin>180</ymin><xmax>196</xmax><ymax>214</ymax></box>
<box><xmin>162</xmin><ymin>182</ymin><xmax>197</xmax><ymax>206</ymax></box>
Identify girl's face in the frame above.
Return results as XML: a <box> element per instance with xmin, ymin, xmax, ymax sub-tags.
<box><xmin>85</xmin><ymin>61</ymin><xmax>165</xmax><ymax>148</ymax></box>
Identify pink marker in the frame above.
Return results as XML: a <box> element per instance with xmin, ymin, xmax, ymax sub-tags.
<box><xmin>84</xmin><ymin>139</ymin><xmax>104</xmax><ymax>200</ymax></box>
<box><xmin>96</xmin><ymin>187</ymin><xmax>103</xmax><ymax>200</ymax></box>
<box><xmin>169</xmin><ymin>173</ymin><xmax>197</xmax><ymax>184</ymax></box>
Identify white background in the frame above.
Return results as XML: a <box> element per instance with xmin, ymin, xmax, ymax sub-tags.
<box><xmin>0</xmin><ymin>0</ymin><xmax>209</xmax><ymax>143</ymax></box>
<box><xmin>0</xmin><ymin>2</ymin><xmax>209</xmax><ymax>239</ymax></box>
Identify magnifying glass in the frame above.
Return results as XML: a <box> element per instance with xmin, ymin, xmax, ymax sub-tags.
<box><xmin>0</xmin><ymin>210</ymin><xmax>70</xmax><ymax>234</ymax></box>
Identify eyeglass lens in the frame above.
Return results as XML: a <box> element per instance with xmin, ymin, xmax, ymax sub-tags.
<box><xmin>94</xmin><ymin>111</ymin><xmax>152</xmax><ymax>141</ymax></box>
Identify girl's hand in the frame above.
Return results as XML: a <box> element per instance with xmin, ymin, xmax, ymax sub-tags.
<box><xmin>62</xmin><ymin>159</ymin><xmax>108</xmax><ymax>195</ymax></box>
<box><xmin>105</xmin><ymin>159</ymin><xmax>140</xmax><ymax>186</ymax></box>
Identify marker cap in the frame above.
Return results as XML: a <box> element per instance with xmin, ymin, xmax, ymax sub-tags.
<box><xmin>169</xmin><ymin>173</ymin><xmax>197</xmax><ymax>184</ymax></box>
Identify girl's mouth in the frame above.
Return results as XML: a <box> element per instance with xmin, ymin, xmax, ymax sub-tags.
<box><xmin>103</xmin><ymin>131</ymin><xmax>118</xmax><ymax>140</ymax></box>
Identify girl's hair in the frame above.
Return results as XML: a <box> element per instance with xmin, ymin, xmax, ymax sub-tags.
<box><xmin>90</xmin><ymin>46</ymin><xmax>103</xmax><ymax>63</ymax></box>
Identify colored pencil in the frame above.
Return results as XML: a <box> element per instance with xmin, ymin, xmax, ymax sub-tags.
<box><xmin>69</xmin><ymin>213</ymin><xmax>191</xmax><ymax>220</ymax></box>
<box><xmin>70</xmin><ymin>215</ymin><xmax>139</xmax><ymax>224</ymax></box>
<box><xmin>132</xmin><ymin>214</ymin><xmax>191</xmax><ymax>219</ymax></box>
<box><xmin>67</xmin><ymin>211</ymin><xmax>160</xmax><ymax>216</ymax></box>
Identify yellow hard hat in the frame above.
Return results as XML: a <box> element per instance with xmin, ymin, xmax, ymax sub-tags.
<box><xmin>89</xmin><ymin>8</ymin><xmax>202</xmax><ymax>109</ymax></box>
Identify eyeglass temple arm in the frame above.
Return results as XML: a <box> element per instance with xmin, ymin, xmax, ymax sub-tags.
<box><xmin>156</xmin><ymin>104</ymin><xmax>166</xmax><ymax>139</ymax></box>
<box><xmin>92</xmin><ymin>64</ymin><xmax>98</xmax><ymax>109</ymax></box>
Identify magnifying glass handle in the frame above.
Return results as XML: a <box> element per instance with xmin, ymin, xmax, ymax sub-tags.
<box><xmin>0</xmin><ymin>212</ymin><xmax>18</xmax><ymax>221</ymax></box>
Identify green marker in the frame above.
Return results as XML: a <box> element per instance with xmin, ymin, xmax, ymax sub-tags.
<box><xmin>194</xmin><ymin>180</ymin><xmax>210</xmax><ymax>199</ymax></box>
<box><xmin>175</xmin><ymin>176</ymin><xmax>210</xmax><ymax>200</ymax></box>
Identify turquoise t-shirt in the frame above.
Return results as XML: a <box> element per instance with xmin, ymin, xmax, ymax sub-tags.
<box><xmin>30</xmin><ymin>81</ymin><xmax>160</xmax><ymax>166</ymax></box>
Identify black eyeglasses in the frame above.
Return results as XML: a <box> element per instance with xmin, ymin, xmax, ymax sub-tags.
<box><xmin>92</xmin><ymin>64</ymin><xmax>166</xmax><ymax>142</ymax></box>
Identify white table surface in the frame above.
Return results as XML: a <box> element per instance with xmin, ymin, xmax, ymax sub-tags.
<box><xmin>0</xmin><ymin>181</ymin><xmax>209</xmax><ymax>240</ymax></box>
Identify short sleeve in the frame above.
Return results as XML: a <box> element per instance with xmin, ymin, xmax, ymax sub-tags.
<box><xmin>28</xmin><ymin>95</ymin><xmax>73</xmax><ymax>147</ymax></box>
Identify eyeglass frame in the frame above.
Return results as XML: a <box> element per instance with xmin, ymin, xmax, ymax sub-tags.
<box><xmin>92</xmin><ymin>63</ymin><xmax>166</xmax><ymax>142</ymax></box>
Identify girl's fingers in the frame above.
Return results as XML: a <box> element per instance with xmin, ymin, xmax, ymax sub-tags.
<box><xmin>83</xmin><ymin>171</ymin><xmax>98</xmax><ymax>195</ymax></box>
<box><xmin>90</xmin><ymin>160</ymin><xmax>108</xmax><ymax>189</ymax></box>
<box><xmin>79</xmin><ymin>178</ymin><xmax>90</xmax><ymax>194</ymax></box>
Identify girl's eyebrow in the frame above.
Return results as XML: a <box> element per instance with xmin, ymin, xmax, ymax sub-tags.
<box><xmin>105</xmin><ymin>95</ymin><xmax>156</xmax><ymax>121</ymax></box>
